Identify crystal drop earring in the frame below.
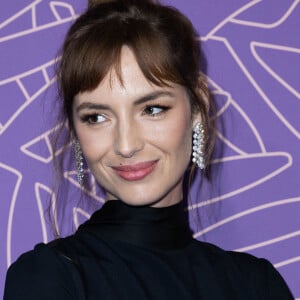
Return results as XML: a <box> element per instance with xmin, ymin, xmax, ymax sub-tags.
<box><xmin>74</xmin><ymin>140</ymin><xmax>84</xmax><ymax>184</ymax></box>
<box><xmin>192</xmin><ymin>123</ymin><xmax>205</xmax><ymax>169</ymax></box>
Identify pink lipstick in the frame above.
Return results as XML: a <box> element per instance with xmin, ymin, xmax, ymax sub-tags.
<box><xmin>112</xmin><ymin>160</ymin><xmax>158</xmax><ymax>181</ymax></box>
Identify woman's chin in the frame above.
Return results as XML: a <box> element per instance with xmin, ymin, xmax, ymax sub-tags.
<box><xmin>106</xmin><ymin>194</ymin><xmax>181</xmax><ymax>208</ymax></box>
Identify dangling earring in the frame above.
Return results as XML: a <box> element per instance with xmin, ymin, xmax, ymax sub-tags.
<box><xmin>74</xmin><ymin>139</ymin><xmax>84</xmax><ymax>184</ymax></box>
<box><xmin>192</xmin><ymin>123</ymin><xmax>205</xmax><ymax>169</ymax></box>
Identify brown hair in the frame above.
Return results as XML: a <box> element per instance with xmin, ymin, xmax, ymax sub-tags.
<box><xmin>52</xmin><ymin>0</ymin><xmax>215</xmax><ymax>230</ymax></box>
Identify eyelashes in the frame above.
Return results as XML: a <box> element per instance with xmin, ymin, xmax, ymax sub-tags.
<box><xmin>142</xmin><ymin>104</ymin><xmax>170</xmax><ymax>117</ymax></box>
<box><xmin>80</xmin><ymin>113</ymin><xmax>106</xmax><ymax>124</ymax></box>
<box><xmin>79</xmin><ymin>104</ymin><xmax>171</xmax><ymax>124</ymax></box>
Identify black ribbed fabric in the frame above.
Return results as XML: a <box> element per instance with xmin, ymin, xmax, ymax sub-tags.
<box><xmin>4</xmin><ymin>200</ymin><xmax>294</xmax><ymax>299</ymax></box>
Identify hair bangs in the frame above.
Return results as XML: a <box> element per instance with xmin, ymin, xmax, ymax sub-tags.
<box><xmin>60</xmin><ymin>18</ymin><xmax>185</xmax><ymax>104</ymax></box>
<box><xmin>59</xmin><ymin>24</ymin><xmax>124</xmax><ymax>100</ymax></box>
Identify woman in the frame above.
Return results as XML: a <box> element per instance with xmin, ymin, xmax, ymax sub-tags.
<box><xmin>4</xmin><ymin>0</ymin><xmax>294</xmax><ymax>299</ymax></box>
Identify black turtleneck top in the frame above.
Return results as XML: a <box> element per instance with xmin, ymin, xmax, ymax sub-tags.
<box><xmin>4</xmin><ymin>200</ymin><xmax>294</xmax><ymax>299</ymax></box>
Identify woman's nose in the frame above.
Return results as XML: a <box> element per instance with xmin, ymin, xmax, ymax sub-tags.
<box><xmin>113</xmin><ymin>119</ymin><xmax>144</xmax><ymax>158</ymax></box>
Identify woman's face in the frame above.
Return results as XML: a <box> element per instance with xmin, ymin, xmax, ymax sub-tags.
<box><xmin>73</xmin><ymin>46</ymin><xmax>199</xmax><ymax>207</ymax></box>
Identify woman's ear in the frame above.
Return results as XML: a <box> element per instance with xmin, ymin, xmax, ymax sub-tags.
<box><xmin>198</xmin><ymin>73</ymin><xmax>210</xmax><ymax>112</ymax></box>
<box><xmin>191</xmin><ymin>73</ymin><xmax>210</xmax><ymax>128</ymax></box>
<box><xmin>192</xmin><ymin>114</ymin><xmax>202</xmax><ymax>128</ymax></box>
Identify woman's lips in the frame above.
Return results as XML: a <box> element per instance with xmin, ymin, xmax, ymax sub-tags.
<box><xmin>112</xmin><ymin>160</ymin><xmax>158</xmax><ymax>181</ymax></box>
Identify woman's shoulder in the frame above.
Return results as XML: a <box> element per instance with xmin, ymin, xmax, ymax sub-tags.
<box><xmin>7</xmin><ymin>241</ymin><xmax>64</xmax><ymax>276</ymax></box>
<box><xmin>7</xmin><ymin>236</ymin><xmax>77</xmax><ymax>272</ymax></box>
<box><xmin>191</xmin><ymin>239</ymin><xmax>294</xmax><ymax>299</ymax></box>
<box><xmin>4</xmin><ymin>237</ymin><xmax>82</xmax><ymax>299</ymax></box>
<box><xmin>193</xmin><ymin>239</ymin><xmax>276</xmax><ymax>275</ymax></box>
<box><xmin>195</xmin><ymin>239</ymin><xmax>266</xmax><ymax>266</ymax></box>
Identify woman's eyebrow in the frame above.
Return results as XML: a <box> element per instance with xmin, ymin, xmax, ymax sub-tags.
<box><xmin>134</xmin><ymin>91</ymin><xmax>174</xmax><ymax>105</ymax></box>
<box><xmin>76</xmin><ymin>103</ymin><xmax>109</xmax><ymax>113</ymax></box>
<box><xmin>75</xmin><ymin>91</ymin><xmax>174</xmax><ymax>113</ymax></box>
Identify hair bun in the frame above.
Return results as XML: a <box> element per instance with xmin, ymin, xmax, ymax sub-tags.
<box><xmin>88</xmin><ymin>0</ymin><xmax>156</xmax><ymax>9</ymax></box>
<box><xmin>88</xmin><ymin>0</ymin><xmax>113</xmax><ymax>8</ymax></box>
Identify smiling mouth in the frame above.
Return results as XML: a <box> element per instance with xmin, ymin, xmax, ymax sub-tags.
<box><xmin>112</xmin><ymin>160</ymin><xmax>158</xmax><ymax>181</ymax></box>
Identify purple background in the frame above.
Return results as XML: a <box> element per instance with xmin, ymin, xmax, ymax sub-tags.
<box><xmin>1</xmin><ymin>1</ymin><xmax>299</xmax><ymax>297</ymax></box>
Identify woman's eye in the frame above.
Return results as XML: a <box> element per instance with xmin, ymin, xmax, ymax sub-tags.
<box><xmin>143</xmin><ymin>105</ymin><xmax>168</xmax><ymax>116</ymax></box>
<box><xmin>82</xmin><ymin>114</ymin><xmax>106</xmax><ymax>124</ymax></box>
